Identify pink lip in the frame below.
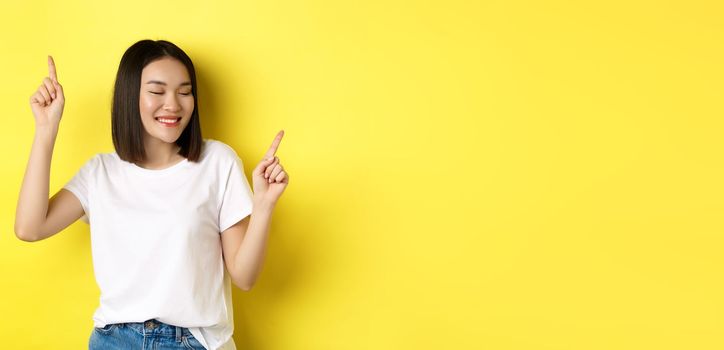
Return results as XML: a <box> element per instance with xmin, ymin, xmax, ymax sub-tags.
<box><xmin>155</xmin><ymin>117</ymin><xmax>181</xmax><ymax>127</ymax></box>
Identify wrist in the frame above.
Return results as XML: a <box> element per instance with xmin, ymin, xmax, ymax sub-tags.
<box><xmin>34</xmin><ymin>125</ymin><xmax>59</xmax><ymax>145</ymax></box>
<box><xmin>252</xmin><ymin>197</ymin><xmax>276</xmax><ymax>213</ymax></box>
<box><xmin>35</xmin><ymin>123</ymin><xmax>59</xmax><ymax>137</ymax></box>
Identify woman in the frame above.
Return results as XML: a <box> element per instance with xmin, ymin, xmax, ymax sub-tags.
<box><xmin>15</xmin><ymin>39</ymin><xmax>289</xmax><ymax>350</ymax></box>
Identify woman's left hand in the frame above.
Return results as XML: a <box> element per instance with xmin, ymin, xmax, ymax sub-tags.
<box><xmin>252</xmin><ymin>130</ymin><xmax>289</xmax><ymax>208</ymax></box>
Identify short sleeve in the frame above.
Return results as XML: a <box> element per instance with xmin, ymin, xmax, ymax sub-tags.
<box><xmin>63</xmin><ymin>155</ymin><xmax>98</xmax><ymax>225</ymax></box>
<box><xmin>218</xmin><ymin>153</ymin><xmax>255</xmax><ymax>233</ymax></box>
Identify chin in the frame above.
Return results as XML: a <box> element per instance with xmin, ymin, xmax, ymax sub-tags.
<box><xmin>144</xmin><ymin>123</ymin><xmax>189</xmax><ymax>143</ymax></box>
<box><xmin>160</xmin><ymin>136</ymin><xmax>181</xmax><ymax>144</ymax></box>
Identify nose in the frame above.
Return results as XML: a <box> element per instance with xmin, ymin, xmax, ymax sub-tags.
<box><xmin>163</xmin><ymin>94</ymin><xmax>182</xmax><ymax>112</ymax></box>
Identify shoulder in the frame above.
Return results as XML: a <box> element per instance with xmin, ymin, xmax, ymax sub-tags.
<box><xmin>202</xmin><ymin>139</ymin><xmax>243</xmax><ymax>163</ymax></box>
<box><xmin>77</xmin><ymin>153</ymin><xmax>104</xmax><ymax>170</ymax></box>
<box><xmin>204</xmin><ymin>138</ymin><xmax>237</xmax><ymax>155</ymax></box>
<box><xmin>69</xmin><ymin>152</ymin><xmax>109</xmax><ymax>178</ymax></box>
<box><xmin>95</xmin><ymin>151</ymin><xmax>121</xmax><ymax>168</ymax></box>
<box><xmin>83</xmin><ymin>150</ymin><xmax>126</xmax><ymax>172</ymax></box>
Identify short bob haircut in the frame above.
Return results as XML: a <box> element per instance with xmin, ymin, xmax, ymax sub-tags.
<box><xmin>112</xmin><ymin>39</ymin><xmax>203</xmax><ymax>163</ymax></box>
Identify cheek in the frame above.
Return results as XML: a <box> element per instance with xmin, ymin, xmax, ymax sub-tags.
<box><xmin>183</xmin><ymin>98</ymin><xmax>195</xmax><ymax>112</ymax></box>
<box><xmin>139</xmin><ymin>96</ymin><xmax>154</xmax><ymax>115</ymax></box>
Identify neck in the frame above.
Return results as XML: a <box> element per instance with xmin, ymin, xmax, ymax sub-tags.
<box><xmin>138</xmin><ymin>137</ymin><xmax>183</xmax><ymax>169</ymax></box>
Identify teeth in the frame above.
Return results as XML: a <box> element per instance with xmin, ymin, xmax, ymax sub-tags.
<box><xmin>157</xmin><ymin>118</ymin><xmax>179</xmax><ymax>123</ymax></box>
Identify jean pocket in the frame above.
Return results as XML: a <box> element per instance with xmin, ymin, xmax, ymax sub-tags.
<box><xmin>93</xmin><ymin>323</ymin><xmax>118</xmax><ymax>335</ymax></box>
<box><xmin>182</xmin><ymin>333</ymin><xmax>205</xmax><ymax>350</ymax></box>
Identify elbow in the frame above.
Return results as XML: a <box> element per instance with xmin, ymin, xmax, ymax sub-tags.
<box><xmin>14</xmin><ymin>226</ymin><xmax>38</xmax><ymax>242</ymax></box>
<box><xmin>232</xmin><ymin>278</ymin><xmax>254</xmax><ymax>292</ymax></box>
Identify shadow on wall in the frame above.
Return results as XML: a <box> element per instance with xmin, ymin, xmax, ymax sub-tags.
<box><xmin>231</xmin><ymin>202</ymin><xmax>314</xmax><ymax>348</ymax></box>
<box><xmin>193</xmin><ymin>56</ymin><xmax>318</xmax><ymax>347</ymax></box>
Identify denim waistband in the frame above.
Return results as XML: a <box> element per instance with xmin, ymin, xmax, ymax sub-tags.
<box><xmin>121</xmin><ymin>319</ymin><xmax>194</xmax><ymax>339</ymax></box>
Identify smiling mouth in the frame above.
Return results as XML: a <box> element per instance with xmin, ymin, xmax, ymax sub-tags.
<box><xmin>155</xmin><ymin>117</ymin><xmax>182</xmax><ymax>126</ymax></box>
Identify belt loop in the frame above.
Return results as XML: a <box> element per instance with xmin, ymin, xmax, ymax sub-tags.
<box><xmin>176</xmin><ymin>325</ymin><xmax>182</xmax><ymax>343</ymax></box>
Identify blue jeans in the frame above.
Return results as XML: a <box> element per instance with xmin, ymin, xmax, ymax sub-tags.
<box><xmin>89</xmin><ymin>319</ymin><xmax>206</xmax><ymax>349</ymax></box>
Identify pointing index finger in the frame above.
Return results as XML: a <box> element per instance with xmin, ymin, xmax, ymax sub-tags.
<box><xmin>48</xmin><ymin>55</ymin><xmax>58</xmax><ymax>82</ymax></box>
<box><xmin>263</xmin><ymin>130</ymin><xmax>285</xmax><ymax>160</ymax></box>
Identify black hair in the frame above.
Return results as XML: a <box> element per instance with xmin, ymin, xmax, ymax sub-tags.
<box><xmin>111</xmin><ymin>39</ymin><xmax>203</xmax><ymax>163</ymax></box>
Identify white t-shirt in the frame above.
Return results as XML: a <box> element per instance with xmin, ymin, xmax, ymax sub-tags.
<box><xmin>63</xmin><ymin>138</ymin><xmax>254</xmax><ymax>350</ymax></box>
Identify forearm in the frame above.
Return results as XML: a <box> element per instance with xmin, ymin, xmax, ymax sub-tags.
<box><xmin>15</xmin><ymin>125</ymin><xmax>58</xmax><ymax>240</ymax></box>
<box><xmin>232</xmin><ymin>200</ymin><xmax>275</xmax><ymax>290</ymax></box>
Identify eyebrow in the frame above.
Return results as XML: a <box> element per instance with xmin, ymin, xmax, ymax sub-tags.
<box><xmin>145</xmin><ymin>80</ymin><xmax>192</xmax><ymax>86</ymax></box>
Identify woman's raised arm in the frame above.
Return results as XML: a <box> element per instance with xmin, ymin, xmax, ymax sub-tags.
<box><xmin>15</xmin><ymin>56</ymin><xmax>83</xmax><ymax>242</ymax></box>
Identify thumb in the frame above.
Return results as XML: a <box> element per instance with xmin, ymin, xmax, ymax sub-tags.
<box><xmin>53</xmin><ymin>80</ymin><xmax>65</xmax><ymax>100</ymax></box>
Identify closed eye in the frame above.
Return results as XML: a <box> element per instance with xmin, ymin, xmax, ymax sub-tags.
<box><xmin>149</xmin><ymin>91</ymin><xmax>192</xmax><ymax>95</ymax></box>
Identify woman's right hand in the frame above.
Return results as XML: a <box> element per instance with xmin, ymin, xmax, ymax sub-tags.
<box><xmin>30</xmin><ymin>55</ymin><xmax>65</xmax><ymax>128</ymax></box>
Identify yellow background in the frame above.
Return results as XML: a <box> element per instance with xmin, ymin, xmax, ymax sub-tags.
<box><xmin>1</xmin><ymin>0</ymin><xmax>722</xmax><ymax>348</ymax></box>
